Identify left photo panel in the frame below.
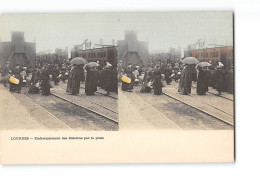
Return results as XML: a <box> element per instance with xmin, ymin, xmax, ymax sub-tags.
<box><xmin>0</xmin><ymin>14</ymin><xmax>118</xmax><ymax>131</ymax></box>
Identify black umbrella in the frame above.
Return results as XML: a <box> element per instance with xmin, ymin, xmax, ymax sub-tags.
<box><xmin>70</xmin><ymin>57</ymin><xmax>87</xmax><ymax>65</ymax></box>
<box><xmin>196</xmin><ymin>62</ymin><xmax>211</xmax><ymax>68</ymax></box>
<box><xmin>182</xmin><ymin>57</ymin><xmax>199</xmax><ymax>65</ymax></box>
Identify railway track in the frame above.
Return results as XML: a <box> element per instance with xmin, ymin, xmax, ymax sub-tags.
<box><xmin>58</xmin><ymin>86</ymin><xmax>117</xmax><ymax>113</ymax></box>
<box><xmin>191</xmin><ymin>85</ymin><xmax>233</xmax><ymax>101</ymax></box>
<box><xmin>51</xmin><ymin>92</ymin><xmax>118</xmax><ymax>124</ymax></box>
<box><xmin>162</xmin><ymin>92</ymin><xmax>233</xmax><ymax>126</ymax></box>
<box><xmin>80</xmin><ymin>86</ymin><xmax>118</xmax><ymax>100</ymax></box>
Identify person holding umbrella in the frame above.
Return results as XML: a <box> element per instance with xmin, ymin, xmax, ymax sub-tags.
<box><xmin>103</xmin><ymin>62</ymin><xmax>114</xmax><ymax>95</ymax></box>
<box><xmin>178</xmin><ymin>57</ymin><xmax>199</xmax><ymax>95</ymax></box>
<box><xmin>196</xmin><ymin>62</ymin><xmax>211</xmax><ymax>95</ymax></box>
<box><xmin>66</xmin><ymin>57</ymin><xmax>86</xmax><ymax>95</ymax></box>
<box><xmin>85</xmin><ymin>62</ymin><xmax>98</xmax><ymax>95</ymax></box>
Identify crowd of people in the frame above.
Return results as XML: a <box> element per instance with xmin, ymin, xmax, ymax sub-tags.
<box><xmin>119</xmin><ymin>58</ymin><xmax>234</xmax><ymax>96</ymax></box>
<box><xmin>0</xmin><ymin>59</ymin><xmax>118</xmax><ymax>96</ymax></box>
<box><xmin>0</xmin><ymin>57</ymin><xmax>234</xmax><ymax>97</ymax></box>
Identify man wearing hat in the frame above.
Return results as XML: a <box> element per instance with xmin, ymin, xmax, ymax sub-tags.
<box><xmin>214</xmin><ymin>62</ymin><xmax>225</xmax><ymax>95</ymax></box>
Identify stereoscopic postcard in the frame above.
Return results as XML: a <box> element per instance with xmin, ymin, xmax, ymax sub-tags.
<box><xmin>0</xmin><ymin>12</ymin><xmax>234</xmax><ymax>164</ymax></box>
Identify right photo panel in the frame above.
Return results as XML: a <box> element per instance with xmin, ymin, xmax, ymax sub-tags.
<box><xmin>117</xmin><ymin>12</ymin><xmax>234</xmax><ymax>130</ymax></box>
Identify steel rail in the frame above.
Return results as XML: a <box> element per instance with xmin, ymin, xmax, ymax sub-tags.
<box><xmin>162</xmin><ymin>92</ymin><xmax>233</xmax><ymax>126</ymax></box>
<box><xmin>51</xmin><ymin>92</ymin><xmax>118</xmax><ymax>124</ymax></box>
<box><xmin>80</xmin><ymin>86</ymin><xmax>118</xmax><ymax>100</ymax></box>
<box><xmin>191</xmin><ymin>85</ymin><xmax>233</xmax><ymax>101</ymax></box>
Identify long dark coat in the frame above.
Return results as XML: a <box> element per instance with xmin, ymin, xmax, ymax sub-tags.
<box><xmin>164</xmin><ymin>67</ymin><xmax>172</xmax><ymax>84</ymax></box>
<box><xmin>41</xmin><ymin>69</ymin><xmax>51</xmax><ymax>96</ymax></box>
<box><xmin>178</xmin><ymin>65</ymin><xmax>192</xmax><ymax>95</ymax></box>
<box><xmin>196</xmin><ymin>69</ymin><xmax>209</xmax><ymax>95</ymax></box>
<box><xmin>153</xmin><ymin>68</ymin><xmax>162</xmax><ymax>95</ymax></box>
<box><xmin>85</xmin><ymin>69</ymin><xmax>97</xmax><ymax>95</ymax></box>
<box><xmin>214</xmin><ymin>68</ymin><xmax>225</xmax><ymax>93</ymax></box>
<box><xmin>52</xmin><ymin>67</ymin><xmax>60</xmax><ymax>84</ymax></box>
<box><xmin>227</xmin><ymin>69</ymin><xmax>234</xmax><ymax>94</ymax></box>
<box><xmin>103</xmin><ymin>68</ymin><xmax>117</xmax><ymax>93</ymax></box>
<box><xmin>66</xmin><ymin>66</ymin><xmax>82</xmax><ymax>95</ymax></box>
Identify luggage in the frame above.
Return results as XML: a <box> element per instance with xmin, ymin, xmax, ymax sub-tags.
<box><xmin>9</xmin><ymin>76</ymin><xmax>20</xmax><ymax>85</ymax></box>
<box><xmin>121</xmin><ymin>75</ymin><xmax>131</xmax><ymax>84</ymax></box>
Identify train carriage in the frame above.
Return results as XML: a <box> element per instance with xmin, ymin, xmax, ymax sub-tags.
<box><xmin>71</xmin><ymin>46</ymin><xmax>117</xmax><ymax>67</ymax></box>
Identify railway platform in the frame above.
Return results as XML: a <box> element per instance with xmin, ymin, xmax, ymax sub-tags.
<box><xmin>119</xmin><ymin>81</ymin><xmax>234</xmax><ymax>130</ymax></box>
<box><xmin>0</xmin><ymin>84</ymin><xmax>46</xmax><ymax>130</ymax></box>
<box><xmin>0</xmin><ymin>82</ymin><xmax>118</xmax><ymax>131</ymax></box>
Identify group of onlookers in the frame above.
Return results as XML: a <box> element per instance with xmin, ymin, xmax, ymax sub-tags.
<box><xmin>119</xmin><ymin>59</ymin><xmax>234</xmax><ymax>96</ymax></box>
<box><xmin>0</xmin><ymin>60</ymin><xmax>118</xmax><ymax>97</ymax></box>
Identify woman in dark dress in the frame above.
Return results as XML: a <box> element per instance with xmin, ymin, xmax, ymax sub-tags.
<box><xmin>85</xmin><ymin>67</ymin><xmax>97</xmax><ymax>95</ymax></box>
<box><xmin>196</xmin><ymin>67</ymin><xmax>208</xmax><ymax>95</ymax></box>
<box><xmin>40</xmin><ymin>66</ymin><xmax>51</xmax><ymax>96</ymax></box>
<box><xmin>153</xmin><ymin>65</ymin><xmax>162</xmax><ymax>95</ymax></box>
<box><xmin>178</xmin><ymin>64</ymin><xmax>193</xmax><ymax>95</ymax></box>
<box><xmin>164</xmin><ymin>65</ymin><xmax>172</xmax><ymax>85</ymax></box>
<box><xmin>214</xmin><ymin>66</ymin><xmax>225</xmax><ymax>95</ymax></box>
<box><xmin>66</xmin><ymin>65</ymin><xmax>82</xmax><ymax>95</ymax></box>
<box><xmin>103</xmin><ymin>65</ymin><xmax>114</xmax><ymax>95</ymax></box>
<box><xmin>227</xmin><ymin>66</ymin><xmax>234</xmax><ymax>94</ymax></box>
<box><xmin>52</xmin><ymin>65</ymin><xmax>60</xmax><ymax>85</ymax></box>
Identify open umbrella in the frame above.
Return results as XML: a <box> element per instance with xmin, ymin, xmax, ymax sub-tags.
<box><xmin>70</xmin><ymin>57</ymin><xmax>87</xmax><ymax>65</ymax></box>
<box><xmin>182</xmin><ymin>57</ymin><xmax>199</xmax><ymax>65</ymax></box>
<box><xmin>85</xmin><ymin>62</ymin><xmax>99</xmax><ymax>68</ymax></box>
<box><xmin>196</xmin><ymin>62</ymin><xmax>211</xmax><ymax>68</ymax></box>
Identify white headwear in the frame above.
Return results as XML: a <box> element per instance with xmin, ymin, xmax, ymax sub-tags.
<box><xmin>218</xmin><ymin>62</ymin><xmax>224</xmax><ymax>67</ymax></box>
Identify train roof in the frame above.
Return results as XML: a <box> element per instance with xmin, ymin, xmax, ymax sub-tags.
<box><xmin>72</xmin><ymin>46</ymin><xmax>116</xmax><ymax>52</ymax></box>
<box><xmin>190</xmin><ymin>46</ymin><xmax>233</xmax><ymax>52</ymax></box>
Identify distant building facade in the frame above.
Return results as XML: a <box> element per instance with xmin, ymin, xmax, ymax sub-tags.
<box><xmin>71</xmin><ymin>46</ymin><xmax>117</xmax><ymax>67</ymax></box>
<box><xmin>36</xmin><ymin>47</ymin><xmax>68</xmax><ymax>65</ymax></box>
<box><xmin>117</xmin><ymin>31</ymin><xmax>149</xmax><ymax>67</ymax></box>
<box><xmin>169</xmin><ymin>47</ymin><xmax>182</xmax><ymax>59</ymax></box>
<box><xmin>190</xmin><ymin>46</ymin><xmax>234</xmax><ymax>67</ymax></box>
<box><xmin>0</xmin><ymin>32</ymin><xmax>36</xmax><ymax>68</ymax></box>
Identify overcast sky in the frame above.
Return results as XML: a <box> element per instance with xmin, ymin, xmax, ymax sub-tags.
<box><xmin>0</xmin><ymin>12</ymin><xmax>233</xmax><ymax>54</ymax></box>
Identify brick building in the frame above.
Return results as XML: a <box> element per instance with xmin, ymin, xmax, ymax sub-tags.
<box><xmin>190</xmin><ymin>46</ymin><xmax>233</xmax><ymax>66</ymax></box>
